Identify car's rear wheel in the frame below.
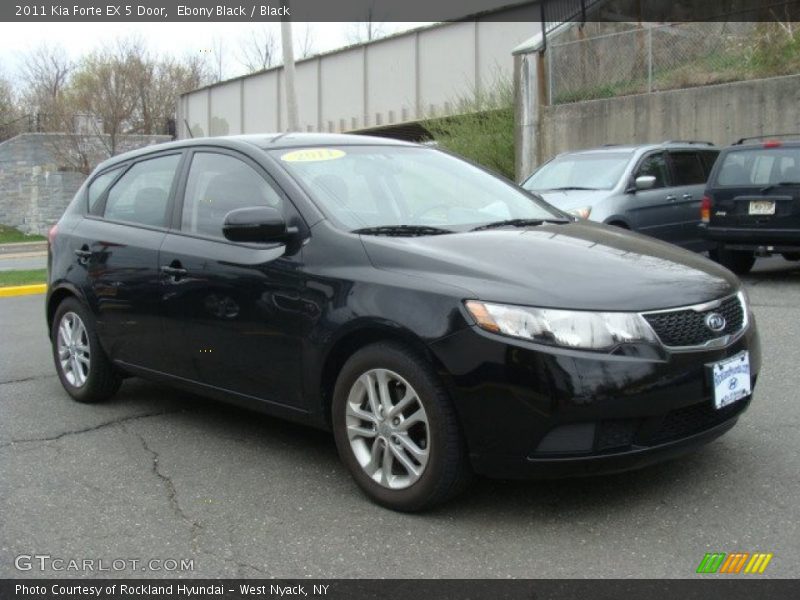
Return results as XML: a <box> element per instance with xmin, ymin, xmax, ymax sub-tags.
<box><xmin>51</xmin><ymin>297</ymin><xmax>121</xmax><ymax>403</ymax></box>
<box><xmin>332</xmin><ymin>342</ymin><xmax>470</xmax><ymax>511</ymax></box>
<box><xmin>782</xmin><ymin>252</ymin><xmax>800</xmax><ymax>261</ymax></box>
<box><xmin>710</xmin><ymin>247</ymin><xmax>755</xmax><ymax>275</ymax></box>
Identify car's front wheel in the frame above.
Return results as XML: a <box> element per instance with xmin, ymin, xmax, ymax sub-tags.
<box><xmin>710</xmin><ymin>247</ymin><xmax>756</xmax><ymax>275</ymax></box>
<box><xmin>332</xmin><ymin>342</ymin><xmax>470</xmax><ymax>511</ymax></box>
<box><xmin>51</xmin><ymin>297</ymin><xmax>121</xmax><ymax>403</ymax></box>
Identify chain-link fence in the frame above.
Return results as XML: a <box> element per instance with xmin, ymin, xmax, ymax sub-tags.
<box><xmin>547</xmin><ymin>21</ymin><xmax>800</xmax><ymax>105</ymax></box>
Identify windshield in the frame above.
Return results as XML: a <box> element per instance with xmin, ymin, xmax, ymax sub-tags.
<box><xmin>270</xmin><ymin>146</ymin><xmax>563</xmax><ymax>232</ymax></box>
<box><xmin>523</xmin><ymin>152</ymin><xmax>633</xmax><ymax>191</ymax></box>
<box><xmin>715</xmin><ymin>147</ymin><xmax>800</xmax><ymax>186</ymax></box>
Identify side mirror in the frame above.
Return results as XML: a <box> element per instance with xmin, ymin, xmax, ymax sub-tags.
<box><xmin>634</xmin><ymin>175</ymin><xmax>657</xmax><ymax>191</ymax></box>
<box><xmin>222</xmin><ymin>206</ymin><xmax>289</xmax><ymax>243</ymax></box>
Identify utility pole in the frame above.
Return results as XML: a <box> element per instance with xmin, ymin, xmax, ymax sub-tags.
<box><xmin>281</xmin><ymin>8</ymin><xmax>300</xmax><ymax>131</ymax></box>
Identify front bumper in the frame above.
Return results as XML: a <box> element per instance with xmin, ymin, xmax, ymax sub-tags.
<box><xmin>429</xmin><ymin>321</ymin><xmax>761</xmax><ymax>479</ymax></box>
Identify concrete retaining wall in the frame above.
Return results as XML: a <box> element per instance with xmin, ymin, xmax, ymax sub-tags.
<box><xmin>517</xmin><ymin>74</ymin><xmax>800</xmax><ymax>179</ymax></box>
<box><xmin>0</xmin><ymin>133</ymin><xmax>170</xmax><ymax>234</ymax></box>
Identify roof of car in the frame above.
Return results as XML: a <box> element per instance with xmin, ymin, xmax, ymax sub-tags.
<box><xmin>560</xmin><ymin>141</ymin><xmax>718</xmax><ymax>157</ymax></box>
<box><xmin>93</xmin><ymin>133</ymin><xmax>415</xmax><ymax>173</ymax></box>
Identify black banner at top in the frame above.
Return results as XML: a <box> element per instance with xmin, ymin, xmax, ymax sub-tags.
<box><xmin>2</xmin><ymin>0</ymin><xmax>800</xmax><ymax>22</ymax></box>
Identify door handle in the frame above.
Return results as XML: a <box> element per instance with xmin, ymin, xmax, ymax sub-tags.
<box><xmin>161</xmin><ymin>263</ymin><xmax>188</xmax><ymax>279</ymax></box>
<box><xmin>74</xmin><ymin>247</ymin><xmax>91</xmax><ymax>264</ymax></box>
<box><xmin>682</xmin><ymin>194</ymin><xmax>693</xmax><ymax>200</ymax></box>
<box><xmin>665</xmin><ymin>195</ymin><xmax>677</xmax><ymax>202</ymax></box>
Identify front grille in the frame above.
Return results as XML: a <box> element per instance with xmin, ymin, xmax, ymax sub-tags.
<box><xmin>643</xmin><ymin>295</ymin><xmax>744</xmax><ymax>347</ymax></box>
<box><xmin>646</xmin><ymin>398</ymin><xmax>749</xmax><ymax>446</ymax></box>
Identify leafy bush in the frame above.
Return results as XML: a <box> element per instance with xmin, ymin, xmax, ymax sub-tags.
<box><xmin>423</xmin><ymin>79</ymin><xmax>516</xmax><ymax>180</ymax></box>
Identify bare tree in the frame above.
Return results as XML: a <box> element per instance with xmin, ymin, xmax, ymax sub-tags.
<box><xmin>296</xmin><ymin>23</ymin><xmax>316</xmax><ymax>58</ymax></box>
<box><xmin>239</xmin><ymin>25</ymin><xmax>280</xmax><ymax>72</ymax></box>
<box><xmin>346</xmin><ymin>7</ymin><xmax>387</xmax><ymax>44</ymax></box>
<box><xmin>211</xmin><ymin>36</ymin><xmax>227</xmax><ymax>82</ymax></box>
<box><xmin>0</xmin><ymin>71</ymin><xmax>22</xmax><ymax>140</ymax></box>
<box><xmin>0</xmin><ymin>72</ymin><xmax>17</xmax><ymax>121</ymax></box>
<box><xmin>67</xmin><ymin>39</ymin><xmax>143</xmax><ymax>157</ymax></box>
<box><xmin>134</xmin><ymin>53</ymin><xmax>212</xmax><ymax>135</ymax></box>
<box><xmin>18</xmin><ymin>43</ymin><xmax>72</xmax><ymax>126</ymax></box>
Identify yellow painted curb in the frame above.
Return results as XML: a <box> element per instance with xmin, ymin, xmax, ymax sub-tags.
<box><xmin>0</xmin><ymin>283</ymin><xmax>47</xmax><ymax>297</ymax></box>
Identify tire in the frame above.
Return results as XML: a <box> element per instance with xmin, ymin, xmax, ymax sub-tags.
<box><xmin>608</xmin><ymin>221</ymin><xmax>629</xmax><ymax>230</ymax></box>
<box><xmin>51</xmin><ymin>297</ymin><xmax>121</xmax><ymax>403</ymax></box>
<box><xmin>782</xmin><ymin>252</ymin><xmax>800</xmax><ymax>261</ymax></box>
<box><xmin>710</xmin><ymin>247</ymin><xmax>756</xmax><ymax>275</ymax></box>
<box><xmin>332</xmin><ymin>342</ymin><xmax>471</xmax><ymax>511</ymax></box>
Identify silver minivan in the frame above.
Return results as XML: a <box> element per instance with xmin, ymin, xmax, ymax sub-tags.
<box><xmin>522</xmin><ymin>141</ymin><xmax>719</xmax><ymax>252</ymax></box>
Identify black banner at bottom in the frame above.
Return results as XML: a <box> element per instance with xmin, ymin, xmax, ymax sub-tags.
<box><xmin>2</xmin><ymin>579</ymin><xmax>800</xmax><ymax>600</ymax></box>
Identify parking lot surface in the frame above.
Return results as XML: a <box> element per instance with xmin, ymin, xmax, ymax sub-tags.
<box><xmin>1</xmin><ymin>257</ymin><xmax>799</xmax><ymax>578</ymax></box>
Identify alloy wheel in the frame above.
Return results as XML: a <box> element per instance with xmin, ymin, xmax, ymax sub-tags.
<box><xmin>57</xmin><ymin>312</ymin><xmax>91</xmax><ymax>388</ymax></box>
<box><xmin>345</xmin><ymin>368</ymin><xmax>430</xmax><ymax>489</ymax></box>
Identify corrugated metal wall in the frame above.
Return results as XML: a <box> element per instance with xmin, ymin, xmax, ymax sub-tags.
<box><xmin>177</xmin><ymin>9</ymin><xmax>539</xmax><ymax>138</ymax></box>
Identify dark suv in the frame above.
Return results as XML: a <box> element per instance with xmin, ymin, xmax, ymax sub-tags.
<box><xmin>47</xmin><ymin>134</ymin><xmax>759</xmax><ymax>511</ymax></box>
<box><xmin>702</xmin><ymin>134</ymin><xmax>800</xmax><ymax>273</ymax></box>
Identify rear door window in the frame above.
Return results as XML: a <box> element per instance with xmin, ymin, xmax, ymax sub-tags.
<box><xmin>103</xmin><ymin>154</ymin><xmax>182</xmax><ymax>227</ymax></box>
<box><xmin>667</xmin><ymin>151</ymin><xmax>706</xmax><ymax>186</ymax></box>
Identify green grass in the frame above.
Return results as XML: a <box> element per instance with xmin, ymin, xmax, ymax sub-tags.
<box><xmin>0</xmin><ymin>225</ymin><xmax>46</xmax><ymax>244</ymax></box>
<box><xmin>0</xmin><ymin>269</ymin><xmax>48</xmax><ymax>287</ymax></box>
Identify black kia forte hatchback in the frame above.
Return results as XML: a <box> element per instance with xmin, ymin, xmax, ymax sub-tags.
<box><xmin>47</xmin><ymin>134</ymin><xmax>760</xmax><ymax>511</ymax></box>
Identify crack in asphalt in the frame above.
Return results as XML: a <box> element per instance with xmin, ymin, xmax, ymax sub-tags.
<box><xmin>224</xmin><ymin>520</ymin><xmax>270</xmax><ymax>577</ymax></box>
<box><xmin>0</xmin><ymin>409</ymin><xmax>180</xmax><ymax>449</ymax></box>
<box><xmin>125</xmin><ymin>426</ymin><xmax>204</xmax><ymax>556</ymax></box>
<box><xmin>0</xmin><ymin>374</ymin><xmax>58</xmax><ymax>386</ymax></box>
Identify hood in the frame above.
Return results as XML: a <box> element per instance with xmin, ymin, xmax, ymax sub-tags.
<box><xmin>360</xmin><ymin>221</ymin><xmax>738</xmax><ymax>312</ymax></box>
<box><xmin>534</xmin><ymin>189</ymin><xmax>611</xmax><ymax>212</ymax></box>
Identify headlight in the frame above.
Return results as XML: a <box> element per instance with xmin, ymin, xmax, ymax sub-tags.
<box><xmin>567</xmin><ymin>206</ymin><xmax>592</xmax><ymax>219</ymax></box>
<box><xmin>465</xmin><ymin>300</ymin><xmax>658</xmax><ymax>351</ymax></box>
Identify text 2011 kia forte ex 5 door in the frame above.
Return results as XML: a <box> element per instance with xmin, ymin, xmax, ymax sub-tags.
<box><xmin>47</xmin><ymin>134</ymin><xmax>760</xmax><ymax>511</ymax></box>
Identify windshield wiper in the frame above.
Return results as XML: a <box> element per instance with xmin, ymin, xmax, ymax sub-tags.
<box><xmin>547</xmin><ymin>186</ymin><xmax>600</xmax><ymax>191</ymax></box>
<box><xmin>761</xmin><ymin>181</ymin><xmax>800</xmax><ymax>193</ymax></box>
<box><xmin>351</xmin><ymin>225</ymin><xmax>453</xmax><ymax>237</ymax></box>
<box><xmin>470</xmin><ymin>218</ymin><xmax>569</xmax><ymax>232</ymax></box>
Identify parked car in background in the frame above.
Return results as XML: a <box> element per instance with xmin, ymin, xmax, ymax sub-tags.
<box><xmin>701</xmin><ymin>134</ymin><xmax>800</xmax><ymax>274</ymax></box>
<box><xmin>522</xmin><ymin>141</ymin><xmax>719</xmax><ymax>252</ymax></box>
<box><xmin>47</xmin><ymin>134</ymin><xmax>759</xmax><ymax>511</ymax></box>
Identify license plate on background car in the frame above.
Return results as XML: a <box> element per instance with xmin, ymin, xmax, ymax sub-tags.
<box><xmin>710</xmin><ymin>351</ymin><xmax>751</xmax><ymax>409</ymax></box>
<box><xmin>749</xmin><ymin>200</ymin><xmax>775</xmax><ymax>215</ymax></box>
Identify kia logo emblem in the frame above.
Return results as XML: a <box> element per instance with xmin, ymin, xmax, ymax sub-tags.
<box><xmin>705</xmin><ymin>312</ymin><xmax>726</xmax><ymax>332</ymax></box>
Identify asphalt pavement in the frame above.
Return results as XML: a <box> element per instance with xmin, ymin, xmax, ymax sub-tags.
<box><xmin>1</xmin><ymin>257</ymin><xmax>799</xmax><ymax>578</ymax></box>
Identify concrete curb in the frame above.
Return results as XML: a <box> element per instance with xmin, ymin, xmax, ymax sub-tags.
<box><xmin>0</xmin><ymin>284</ymin><xmax>47</xmax><ymax>297</ymax></box>
<box><xmin>0</xmin><ymin>241</ymin><xmax>48</xmax><ymax>254</ymax></box>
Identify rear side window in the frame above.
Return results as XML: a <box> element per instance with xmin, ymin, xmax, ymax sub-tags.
<box><xmin>87</xmin><ymin>167</ymin><xmax>123</xmax><ymax>213</ymax></box>
<box><xmin>634</xmin><ymin>153</ymin><xmax>669</xmax><ymax>189</ymax></box>
<box><xmin>104</xmin><ymin>154</ymin><xmax>181</xmax><ymax>227</ymax></box>
<box><xmin>700</xmin><ymin>150</ymin><xmax>720</xmax><ymax>176</ymax></box>
<box><xmin>715</xmin><ymin>147</ymin><xmax>800</xmax><ymax>186</ymax></box>
<box><xmin>181</xmin><ymin>152</ymin><xmax>283</xmax><ymax>239</ymax></box>
<box><xmin>668</xmin><ymin>152</ymin><xmax>706</xmax><ymax>186</ymax></box>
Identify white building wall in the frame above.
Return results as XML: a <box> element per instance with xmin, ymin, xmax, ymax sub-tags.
<box><xmin>178</xmin><ymin>15</ymin><xmax>543</xmax><ymax>138</ymax></box>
